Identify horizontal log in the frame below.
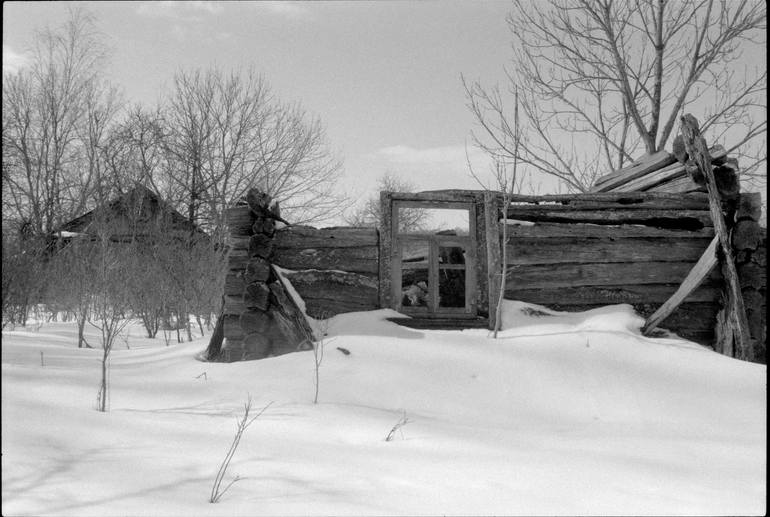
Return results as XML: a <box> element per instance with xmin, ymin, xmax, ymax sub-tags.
<box><xmin>732</xmin><ymin>220</ymin><xmax>764</xmax><ymax>251</ymax></box>
<box><xmin>506</xmin><ymin>261</ymin><xmax>723</xmax><ymax>290</ymax></box>
<box><xmin>223</xmin><ymin>315</ymin><xmax>244</xmax><ymax>340</ymax></box>
<box><xmin>272</xmin><ymin>246</ymin><xmax>379</xmax><ymax>276</ymax></box>
<box><xmin>223</xmin><ymin>273</ymin><xmax>245</xmax><ymax>296</ymax></box>
<box><xmin>244</xmin><ymin>257</ymin><xmax>272</xmax><ymax>283</ymax></box>
<box><xmin>737</xmin><ymin>192</ymin><xmax>763</xmax><ymax>221</ymax></box>
<box><xmin>503</xmin><ymin>222</ymin><xmax>715</xmax><ymax>239</ymax></box>
<box><xmin>282</xmin><ymin>269</ymin><xmax>379</xmax><ymax>318</ymax></box>
<box><xmin>226</xmin><ymin>206</ymin><xmax>253</xmax><ymax>235</ymax></box>
<box><xmin>388</xmin><ymin>191</ymin><xmax>484</xmax><ymax>203</ymax></box>
<box><xmin>274</xmin><ymin>226</ymin><xmax>379</xmax><ymax>249</ymax></box>
<box><xmin>737</xmin><ymin>262</ymin><xmax>766</xmax><ymax>290</ymax></box>
<box><xmin>223</xmin><ymin>295</ymin><xmax>247</xmax><ymax>315</ymax></box>
<box><xmin>506</xmin><ymin>283</ymin><xmax>721</xmax><ymax>306</ymax></box>
<box><xmin>504</xmin><ymin>207</ymin><xmax>712</xmax><ymax>228</ymax></box>
<box><xmin>643</xmin><ymin>236</ymin><xmax>719</xmax><ymax>335</ymax></box>
<box><xmin>506</xmin><ymin>237</ymin><xmax>714</xmax><ymax>265</ymax></box>
<box><xmin>499</xmin><ymin>192</ymin><xmax>710</xmax><ymax>210</ymax></box>
<box><xmin>592</xmin><ymin>151</ymin><xmax>677</xmax><ymax>192</ymax></box>
<box><xmin>244</xmin><ymin>283</ymin><xmax>271</xmax><ymax>311</ymax></box>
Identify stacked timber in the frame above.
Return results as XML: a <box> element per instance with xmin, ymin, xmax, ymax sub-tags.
<box><xmin>591</xmin><ymin>144</ymin><xmax>739</xmax><ymax>198</ymax></box>
<box><xmin>730</xmin><ymin>193</ymin><xmax>767</xmax><ymax>362</ymax></box>
<box><xmin>272</xmin><ymin>226</ymin><xmax>380</xmax><ymax>318</ymax></box>
<box><xmin>500</xmin><ymin>192</ymin><xmax>720</xmax><ymax>345</ymax></box>
<box><xmin>215</xmin><ymin>190</ymin><xmax>313</xmax><ymax>362</ymax></box>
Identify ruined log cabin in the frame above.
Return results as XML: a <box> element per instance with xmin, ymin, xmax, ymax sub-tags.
<box><xmin>212</xmin><ymin>146</ymin><xmax>766</xmax><ymax>363</ymax></box>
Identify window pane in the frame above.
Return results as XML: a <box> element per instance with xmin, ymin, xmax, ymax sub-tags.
<box><xmin>439</xmin><ymin>246</ymin><xmax>465</xmax><ymax>265</ymax></box>
<box><xmin>397</xmin><ymin>207</ymin><xmax>469</xmax><ymax>235</ymax></box>
<box><xmin>438</xmin><ymin>269</ymin><xmax>465</xmax><ymax>308</ymax></box>
<box><xmin>401</xmin><ymin>269</ymin><xmax>429</xmax><ymax>307</ymax></box>
<box><xmin>401</xmin><ymin>241</ymin><xmax>429</xmax><ymax>266</ymax></box>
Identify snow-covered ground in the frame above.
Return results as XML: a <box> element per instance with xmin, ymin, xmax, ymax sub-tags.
<box><xmin>1</xmin><ymin>302</ymin><xmax>766</xmax><ymax>516</ymax></box>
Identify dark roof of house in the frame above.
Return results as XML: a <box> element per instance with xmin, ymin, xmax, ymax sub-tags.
<box><xmin>54</xmin><ymin>185</ymin><xmax>205</xmax><ymax>238</ymax></box>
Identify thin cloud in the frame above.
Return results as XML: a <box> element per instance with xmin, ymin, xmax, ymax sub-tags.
<box><xmin>376</xmin><ymin>144</ymin><xmax>486</xmax><ymax>166</ymax></box>
<box><xmin>371</xmin><ymin>144</ymin><xmax>494</xmax><ymax>190</ymax></box>
<box><xmin>136</xmin><ymin>1</ymin><xmax>223</xmax><ymax>20</ymax></box>
<box><xmin>2</xmin><ymin>45</ymin><xmax>29</xmax><ymax>74</ymax></box>
<box><xmin>254</xmin><ymin>1</ymin><xmax>310</xmax><ymax>19</ymax></box>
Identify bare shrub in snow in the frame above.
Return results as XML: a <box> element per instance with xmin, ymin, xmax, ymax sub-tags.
<box><xmin>385</xmin><ymin>411</ymin><xmax>412</xmax><ymax>442</ymax></box>
<box><xmin>210</xmin><ymin>398</ymin><xmax>272</xmax><ymax>504</ymax></box>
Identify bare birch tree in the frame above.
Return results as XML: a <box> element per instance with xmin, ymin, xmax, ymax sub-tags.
<box><xmin>2</xmin><ymin>7</ymin><xmax>116</xmax><ymax>234</ymax></box>
<box><xmin>465</xmin><ymin>0</ymin><xmax>766</xmax><ymax>192</ymax></box>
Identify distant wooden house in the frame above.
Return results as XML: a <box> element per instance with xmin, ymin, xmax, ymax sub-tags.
<box><xmin>50</xmin><ymin>185</ymin><xmax>206</xmax><ymax>245</ymax></box>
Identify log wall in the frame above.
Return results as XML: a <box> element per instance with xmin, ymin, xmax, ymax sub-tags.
<box><xmin>272</xmin><ymin>226</ymin><xmax>380</xmax><ymax>318</ymax></box>
<box><xmin>500</xmin><ymin>192</ymin><xmax>721</xmax><ymax>345</ymax></box>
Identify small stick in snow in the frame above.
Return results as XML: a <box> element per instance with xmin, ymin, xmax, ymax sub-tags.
<box><xmin>385</xmin><ymin>411</ymin><xmax>412</xmax><ymax>442</ymax></box>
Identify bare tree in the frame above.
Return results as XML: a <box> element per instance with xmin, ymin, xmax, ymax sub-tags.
<box><xmin>465</xmin><ymin>0</ymin><xmax>766</xmax><ymax>192</ymax></box>
<box><xmin>2</xmin><ymin>7</ymin><xmax>116</xmax><ymax>235</ymax></box>
<box><xmin>163</xmin><ymin>67</ymin><xmax>345</xmax><ymax>241</ymax></box>
<box><xmin>345</xmin><ymin>171</ymin><xmax>428</xmax><ymax>232</ymax></box>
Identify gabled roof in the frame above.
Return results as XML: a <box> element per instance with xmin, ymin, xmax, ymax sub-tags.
<box><xmin>53</xmin><ymin>185</ymin><xmax>204</xmax><ymax>239</ymax></box>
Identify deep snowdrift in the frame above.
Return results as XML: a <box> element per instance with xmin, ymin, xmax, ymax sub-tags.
<box><xmin>1</xmin><ymin>302</ymin><xmax>765</xmax><ymax>516</ymax></box>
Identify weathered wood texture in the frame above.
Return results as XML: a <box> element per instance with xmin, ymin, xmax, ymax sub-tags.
<box><xmin>643</xmin><ymin>236</ymin><xmax>719</xmax><ymax>335</ymax></box>
<box><xmin>272</xmin><ymin>226</ymin><xmax>379</xmax><ymax>277</ymax></box>
<box><xmin>506</xmin><ymin>237</ymin><xmax>714</xmax><ymax>265</ymax></box>
<box><xmin>681</xmin><ymin>114</ymin><xmax>752</xmax><ymax>361</ymax></box>
<box><xmin>591</xmin><ymin>145</ymin><xmax>727</xmax><ymax>193</ymax></box>
<box><xmin>731</xmin><ymin>192</ymin><xmax>767</xmax><ymax>363</ymax></box>
<box><xmin>500</xmin><ymin>193</ymin><xmax>724</xmax><ymax>346</ymax></box>
<box><xmin>281</xmin><ymin>269</ymin><xmax>379</xmax><ymax>319</ymax></box>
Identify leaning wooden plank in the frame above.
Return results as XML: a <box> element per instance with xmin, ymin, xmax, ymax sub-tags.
<box><xmin>680</xmin><ymin>114</ymin><xmax>752</xmax><ymax>361</ymax></box>
<box><xmin>645</xmin><ymin>175</ymin><xmax>706</xmax><ymax>194</ymax></box>
<box><xmin>506</xmin><ymin>237</ymin><xmax>714</xmax><ymax>265</ymax></box>
<box><xmin>592</xmin><ymin>145</ymin><xmax>729</xmax><ymax>193</ymax></box>
<box><xmin>642</xmin><ymin>235</ymin><xmax>719</xmax><ymax>335</ymax></box>
<box><xmin>504</xmin><ymin>207</ymin><xmax>712</xmax><ymax>227</ymax></box>
<box><xmin>504</xmin><ymin>222</ymin><xmax>715</xmax><ymax>239</ymax></box>
<box><xmin>606</xmin><ymin>162</ymin><xmax>686</xmax><ymax>192</ymax></box>
<box><xmin>592</xmin><ymin>151</ymin><xmax>676</xmax><ymax>192</ymax></box>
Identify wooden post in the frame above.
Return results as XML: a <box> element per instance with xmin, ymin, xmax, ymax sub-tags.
<box><xmin>679</xmin><ymin>114</ymin><xmax>753</xmax><ymax>360</ymax></box>
<box><xmin>484</xmin><ymin>192</ymin><xmax>501</xmax><ymax>331</ymax></box>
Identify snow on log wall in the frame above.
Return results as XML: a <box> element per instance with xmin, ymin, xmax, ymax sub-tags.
<box><xmin>500</xmin><ymin>192</ymin><xmax>721</xmax><ymax>346</ymax></box>
<box><xmin>272</xmin><ymin>226</ymin><xmax>380</xmax><ymax>318</ymax></box>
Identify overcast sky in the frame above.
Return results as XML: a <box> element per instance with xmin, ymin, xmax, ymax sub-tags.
<box><xmin>3</xmin><ymin>1</ymin><xmax>519</xmax><ymax>209</ymax></box>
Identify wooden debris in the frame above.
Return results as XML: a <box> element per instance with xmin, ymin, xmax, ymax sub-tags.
<box><xmin>592</xmin><ymin>151</ymin><xmax>676</xmax><ymax>192</ymax></box>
